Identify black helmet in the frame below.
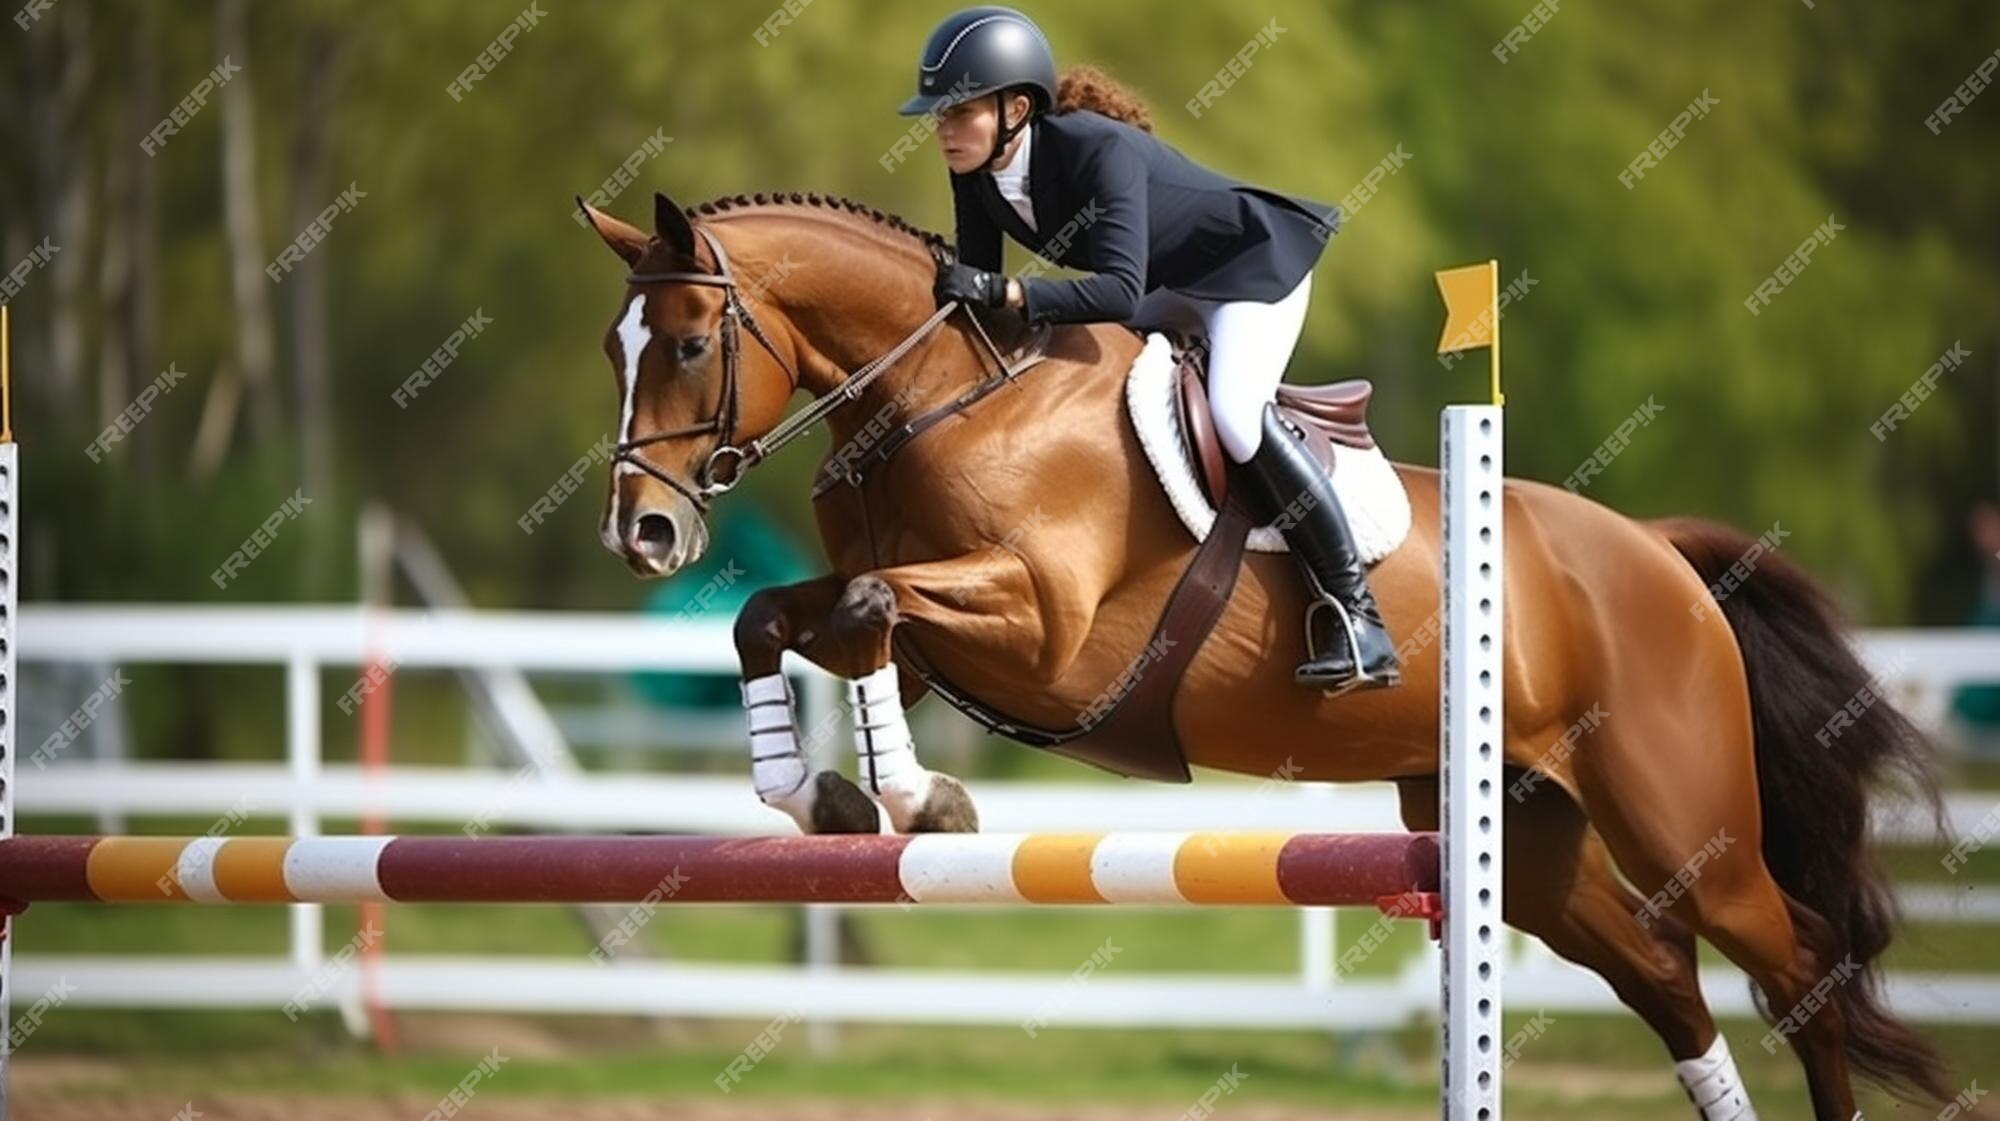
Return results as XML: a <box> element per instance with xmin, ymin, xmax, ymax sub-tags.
<box><xmin>898</xmin><ymin>7</ymin><xmax>1057</xmax><ymax>118</ymax></box>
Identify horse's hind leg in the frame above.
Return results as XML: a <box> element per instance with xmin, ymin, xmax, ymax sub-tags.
<box><xmin>1397</xmin><ymin>779</ymin><xmax>1761</xmax><ymax>1119</ymax></box>
<box><xmin>1573</xmin><ymin>727</ymin><xmax>1861</xmax><ymax>1120</ymax></box>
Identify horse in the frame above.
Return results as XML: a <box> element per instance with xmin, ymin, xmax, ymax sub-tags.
<box><xmin>578</xmin><ymin>189</ymin><xmax>1948</xmax><ymax>1119</ymax></box>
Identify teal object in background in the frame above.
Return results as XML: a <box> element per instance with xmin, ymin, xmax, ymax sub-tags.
<box><xmin>634</xmin><ymin>507</ymin><xmax>815</xmax><ymax>710</ymax></box>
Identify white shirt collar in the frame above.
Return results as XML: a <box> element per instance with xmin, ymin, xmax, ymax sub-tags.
<box><xmin>987</xmin><ymin>121</ymin><xmax>1035</xmax><ymax>229</ymax></box>
<box><xmin>989</xmin><ymin>120</ymin><xmax>1032</xmax><ymax>199</ymax></box>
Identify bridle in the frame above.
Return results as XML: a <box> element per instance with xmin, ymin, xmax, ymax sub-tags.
<box><xmin>616</xmin><ymin>224</ymin><xmax>971</xmax><ymax>513</ymax></box>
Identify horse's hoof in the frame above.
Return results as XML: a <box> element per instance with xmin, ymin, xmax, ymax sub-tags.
<box><xmin>903</xmin><ymin>773</ymin><xmax>980</xmax><ymax>833</ymax></box>
<box><xmin>809</xmin><ymin>771</ymin><xmax>883</xmax><ymax>834</ymax></box>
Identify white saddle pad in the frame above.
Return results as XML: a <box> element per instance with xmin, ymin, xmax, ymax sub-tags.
<box><xmin>1124</xmin><ymin>333</ymin><xmax>1411</xmax><ymax>562</ymax></box>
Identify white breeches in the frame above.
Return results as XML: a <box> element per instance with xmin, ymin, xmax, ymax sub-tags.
<box><xmin>1127</xmin><ymin>273</ymin><xmax>1313</xmax><ymax>463</ymax></box>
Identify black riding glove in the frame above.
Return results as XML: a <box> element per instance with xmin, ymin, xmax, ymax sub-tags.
<box><xmin>934</xmin><ymin>262</ymin><xmax>1009</xmax><ymax>309</ymax></box>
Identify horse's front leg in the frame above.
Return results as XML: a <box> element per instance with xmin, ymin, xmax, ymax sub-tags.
<box><xmin>732</xmin><ymin>574</ymin><xmax>884</xmax><ymax>835</ymax></box>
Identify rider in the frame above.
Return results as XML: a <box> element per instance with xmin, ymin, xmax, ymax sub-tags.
<box><xmin>901</xmin><ymin>6</ymin><xmax>1399</xmax><ymax>693</ymax></box>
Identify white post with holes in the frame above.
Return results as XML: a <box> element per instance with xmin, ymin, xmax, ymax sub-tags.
<box><xmin>1441</xmin><ymin>405</ymin><xmax>1503</xmax><ymax>1121</ymax></box>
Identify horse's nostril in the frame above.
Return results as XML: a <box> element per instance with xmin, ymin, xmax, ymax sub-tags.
<box><xmin>632</xmin><ymin>513</ymin><xmax>677</xmax><ymax>553</ymax></box>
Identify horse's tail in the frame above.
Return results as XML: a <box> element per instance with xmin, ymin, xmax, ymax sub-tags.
<box><xmin>1653</xmin><ymin>516</ymin><xmax>1952</xmax><ymax>1103</ymax></box>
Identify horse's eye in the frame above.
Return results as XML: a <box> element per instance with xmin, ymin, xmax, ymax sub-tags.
<box><xmin>677</xmin><ymin>335</ymin><xmax>713</xmax><ymax>364</ymax></box>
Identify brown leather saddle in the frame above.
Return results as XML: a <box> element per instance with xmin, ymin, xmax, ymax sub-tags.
<box><xmin>891</xmin><ymin>332</ymin><xmax>1385</xmax><ymax>783</ymax></box>
<box><xmin>1169</xmin><ymin>334</ymin><xmax>1379</xmax><ymax>506</ymax></box>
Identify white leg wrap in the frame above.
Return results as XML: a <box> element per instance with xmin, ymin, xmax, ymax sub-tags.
<box><xmin>850</xmin><ymin>664</ymin><xmax>932</xmax><ymax>831</ymax></box>
<box><xmin>743</xmin><ymin>674</ymin><xmax>816</xmax><ymax>832</ymax></box>
<box><xmin>1675</xmin><ymin>1035</ymin><xmax>1758</xmax><ymax>1120</ymax></box>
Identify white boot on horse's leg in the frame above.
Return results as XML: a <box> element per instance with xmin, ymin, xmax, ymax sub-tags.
<box><xmin>742</xmin><ymin>673</ymin><xmax>879</xmax><ymax>834</ymax></box>
<box><xmin>850</xmin><ymin>664</ymin><xmax>978</xmax><ymax>833</ymax></box>
<box><xmin>1674</xmin><ymin>1034</ymin><xmax>1759</xmax><ymax>1120</ymax></box>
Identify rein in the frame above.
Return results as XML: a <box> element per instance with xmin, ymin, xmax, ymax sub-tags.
<box><xmin>618</xmin><ymin>225</ymin><xmax>1029</xmax><ymax>511</ymax></box>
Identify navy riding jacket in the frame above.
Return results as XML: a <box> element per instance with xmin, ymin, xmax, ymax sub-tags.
<box><xmin>950</xmin><ymin>109</ymin><xmax>1339</xmax><ymax>325</ymax></box>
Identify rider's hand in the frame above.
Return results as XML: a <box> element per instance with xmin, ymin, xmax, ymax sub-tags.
<box><xmin>934</xmin><ymin>262</ymin><xmax>1010</xmax><ymax>309</ymax></box>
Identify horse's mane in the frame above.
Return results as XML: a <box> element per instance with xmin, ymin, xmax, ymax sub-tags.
<box><xmin>687</xmin><ymin>192</ymin><xmax>949</xmax><ymax>257</ymax></box>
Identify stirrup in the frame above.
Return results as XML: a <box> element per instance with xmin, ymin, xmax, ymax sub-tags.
<box><xmin>1299</xmin><ymin>574</ymin><xmax>1376</xmax><ymax>700</ymax></box>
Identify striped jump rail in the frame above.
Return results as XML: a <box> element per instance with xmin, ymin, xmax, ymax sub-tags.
<box><xmin>0</xmin><ymin>832</ymin><xmax>1442</xmax><ymax>915</ymax></box>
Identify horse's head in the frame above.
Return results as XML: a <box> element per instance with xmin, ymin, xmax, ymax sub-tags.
<box><xmin>580</xmin><ymin>192</ymin><xmax>797</xmax><ymax>578</ymax></box>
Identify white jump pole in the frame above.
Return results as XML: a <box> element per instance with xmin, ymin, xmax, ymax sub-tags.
<box><xmin>1441</xmin><ymin>403</ymin><xmax>1504</xmax><ymax>1120</ymax></box>
<box><xmin>1</xmin><ymin>303</ymin><xmax>18</xmax><ymax>1121</ymax></box>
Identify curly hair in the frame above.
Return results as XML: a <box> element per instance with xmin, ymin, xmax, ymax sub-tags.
<box><xmin>1053</xmin><ymin>65</ymin><xmax>1154</xmax><ymax>133</ymax></box>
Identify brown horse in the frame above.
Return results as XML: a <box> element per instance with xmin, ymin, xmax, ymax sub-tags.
<box><xmin>580</xmin><ymin>190</ymin><xmax>1949</xmax><ymax>1119</ymax></box>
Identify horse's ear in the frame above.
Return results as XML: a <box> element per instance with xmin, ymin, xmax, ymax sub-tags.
<box><xmin>577</xmin><ymin>198</ymin><xmax>648</xmax><ymax>267</ymax></box>
<box><xmin>653</xmin><ymin>192</ymin><xmax>698</xmax><ymax>259</ymax></box>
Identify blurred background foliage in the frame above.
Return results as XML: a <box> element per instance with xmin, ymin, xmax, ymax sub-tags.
<box><xmin>1</xmin><ymin>0</ymin><xmax>1994</xmax><ymax>621</ymax></box>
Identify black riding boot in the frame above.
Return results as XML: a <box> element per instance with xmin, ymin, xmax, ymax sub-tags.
<box><xmin>1238</xmin><ymin>406</ymin><xmax>1401</xmax><ymax>694</ymax></box>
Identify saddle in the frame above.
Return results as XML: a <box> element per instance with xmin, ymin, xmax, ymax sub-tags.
<box><xmin>888</xmin><ymin>332</ymin><xmax>1402</xmax><ymax>783</ymax></box>
<box><xmin>1167</xmin><ymin>333</ymin><xmax>1379</xmax><ymax>507</ymax></box>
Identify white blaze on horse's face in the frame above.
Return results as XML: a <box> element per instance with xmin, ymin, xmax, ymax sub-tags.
<box><xmin>601</xmin><ymin>292</ymin><xmax>710</xmax><ymax>578</ymax></box>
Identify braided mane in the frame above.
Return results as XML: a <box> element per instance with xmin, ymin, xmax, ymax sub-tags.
<box><xmin>687</xmin><ymin>192</ymin><xmax>949</xmax><ymax>255</ymax></box>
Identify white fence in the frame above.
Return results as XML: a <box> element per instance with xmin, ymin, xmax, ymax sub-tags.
<box><xmin>17</xmin><ymin>604</ymin><xmax>2000</xmax><ymax>1034</ymax></box>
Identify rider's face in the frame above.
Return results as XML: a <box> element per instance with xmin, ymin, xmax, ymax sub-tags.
<box><xmin>935</xmin><ymin>93</ymin><xmax>1028</xmax><ymax>175</ymax></box>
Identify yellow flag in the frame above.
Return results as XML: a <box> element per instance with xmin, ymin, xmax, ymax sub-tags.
<box><xmin>1435</xmin><ymin>262</ymin><xmax>1496</xmax><ymax>354</ymax></box>
<box><xmin>1434</xmin><ymin>260</ymin><xmax>1504</xmax><ymax>405</ymax></box>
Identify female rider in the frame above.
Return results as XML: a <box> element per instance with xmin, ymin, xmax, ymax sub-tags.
<box><xmin>902</xmin><ymin>6</ymin><xmax>1399</xmax><ymax>693</ymax></box>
